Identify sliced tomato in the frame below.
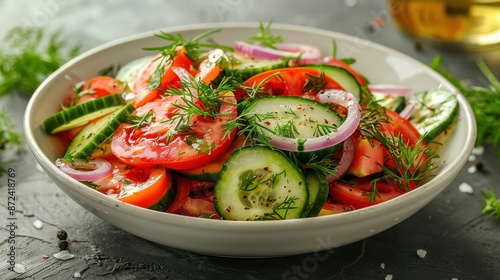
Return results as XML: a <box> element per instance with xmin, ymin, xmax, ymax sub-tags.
<box><xmin>238</xmin><ymin>67</ymin><xmax>345</xmax><ymax>100</ymax></box>
<box><xmin>329</xmin><ymin>176</ymin><xmax>405</xmax><ymax>209</ymax></box>
<box><xmin>68</xmin><ymin>76</ymin><xmax>125</xmax><ymax>106</ymax></box>
<box><xmin>323</xmin><ymin>58</ymin><xmax>367</xmax><ymax>86</ymax></box>
<box><xmin>380</xmin><ymin>109</ymin><xmax>429</xmax><ymax>174</ymax></box>
<box><xmin>180</xmin><ymin>197</ymin><xmax>220</xmax><ymax>219</ymax></box>
<box><xmin>94</xmin><ymin>160</ymin><xmax>172</xmax><ymax>208</ymax></box>
<box><xmin>348</xmin><ymin>133</ymin><xmax>384</xmax><ymax>178</ymax></box>
<box><xmin>111</xmin><ymin>93</ymin><xmax>238</xmax><ymax>170</ymax></box>
<box><xmin>131</xmin><ymin>47</ymin><xmax>195</xmax><ymax>107</ymax></box>
<box><xmin>81</xmin><ymin>76</ymin><xmax>126</xmax><ymax>97</ymax></box>
<box><xmin>318</xmin><ymin>198</ymin><xmax>355</xmax><ymax>216</ymax></box>
<box><xmin>167</xmin><ymin>175</ymin><xmax>191</xmax><ymax>214</ymax></box>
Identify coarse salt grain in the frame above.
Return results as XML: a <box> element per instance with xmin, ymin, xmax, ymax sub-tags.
<box><xmin>472</xmin><ymin>146</ymin><xmax>484</xmax><ymax>156</ymax></box>
<box><xmin>53</xmin><ymin>250</ymin><xmax>75</xmax><ymax>260</ymax></box>
<box><xmin>385</xmin><ymin>274</ymin><xmax>393</xmax><ymax>280</ymax></box>
<box><xmin>458</xmin><ymin>182</ymin><xmax>474</xmax><ymax>194</ymax></box>
<box><xmin>381</xmin><ymin>263</ymin><xmax>385</xmax><ymax>269</ymax></box>
<box><xmin>14</xmin><ymin>263</ymin><xmax>25</xmax><ymax>274</ymax></box>
<box><xmin>33</xmin><ymin>219</ymin><xmax>43</xmax><ymax>229</ymax></box>
<box><xmin>468</xmin><ymin>154</ymin><xmax>476</xmax><ymax>161</ymax></box>
<box><xmin>417</xmin><ymin>249</ymin><xmax>427</xmax><ymax>258</ymax></box>
<box><xmin>467</xmin><ymin>165</ymin><xmax>477</xmax><ymax>174</ymax></box>
<box><xmin>73</xmin><ymin>271</ymin><xmax>82</xmax><ymax>278</ymax></box>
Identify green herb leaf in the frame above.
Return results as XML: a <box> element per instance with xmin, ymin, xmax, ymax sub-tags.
<box><xmin>246</xmin><ymin>21</ymin><xmax>283</xmax><ymax>49</ymax></box>
<box><xmin>481</xmin><ymin>188</ymin><xmax>500</xmax><ymax>220</ymax></box>
<box><xmin>0</xmin><ymin>26</ymin><xmax>82</xmax><ymax>99</ymax></box>
<box><xmin>0</xmin><ymin>110</ymin><xmax>24</xmax><ymax>175</ymax></box>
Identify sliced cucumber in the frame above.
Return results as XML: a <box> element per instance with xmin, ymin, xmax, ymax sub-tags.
<box><xmin>243</xmin><ymin>96</ymin><xmax>343</xmax><ymax>153</ymax></box>
<box><xmin>226</xmin><ymin>52</ymin><xmax>291</xmax><ymax>81</ymax></box>
<box><xmin>408</xmin><ymin>89</ymin><xmax>459</xmax><ymax>143</ymax></box>
<box><xmin>302</xmin><ymin>170</ymin><xmax>329</xmax><ymax>217</ymax></box>
<box><xmin>64</xmin><ymin>103</ymin><xmax>135</xmax><ymax>159</ymax></box>
<box><xmin>43</xmin><ymin>94</ymin><xmax>126</xmax><ymax>134</ymax></box>
<box><xmin>372</xmin><ymin>92</ymin><xmax>406</xmax><ymax>113</ymax></box>
<box><xmin>214</xmin><ymin>145</ymin><xmax>308</xmax><ymax>221</ymax></box>
<box><xmin>305</xmin><ymin>64</ymin><xmax>362</xmax><ymax>101</ymax></box>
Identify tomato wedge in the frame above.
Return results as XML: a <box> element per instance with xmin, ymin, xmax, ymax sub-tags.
<box><xmin>381</xmin><ymin>108</ymin><xmax>429</xmax><ymax>174</ymax></box>
<box><xmin>348</xmin><ymin>133</ymin><xmax>384</xmax><ymax>178</ymax></box>
<box><xmin>80</xmin><ymin>76</ymin><xmax>126</xmax><ymax>97</ymax></box>
<box><xmin>131</xmin><ymin>47</ymin><xmax>195</xmax><ymax>107</ymax></box>
<box><xmin>167</xmin><ymin>175</ymin><xmax>191</xmax><ymax>214</ymax></box>
<box><xmin>111</xmin><ymin>93</ymin><xmax>238</xmax><ymax>170</ymax></box>
<box><xmin>329</xmin><ymin>176</ymin><xmax>405</xmax><ymax>209</ymax></box>
<box><xmin>93</xmin><ymin>160</ymin><xmax>172</xmax><ymax>208</ymax></box>
<box><xmin>238</xmin><ymin>67</ymin><xmax>345</xmax><ymax>100</ymax></box>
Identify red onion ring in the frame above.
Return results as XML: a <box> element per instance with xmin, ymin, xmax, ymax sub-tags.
<box><xmin>233</xmin><ymin>41</ymin><xmax>322</xmax><ymax>64</ymax></box>
<box><xmin>368</xmin><ymin>84</ymin><xmax>411</xmax><ymax>96</ymax></box>
<box><xmin>399</xmin><ymin>95</ymin><xmax>417</xmax><ymax>119</ymax></box>
<box><xmin>55</xmin><ymin>158</ymin><xmax>112</xmax><ymax>181</ymax></box>
<box><xmin>268</xmin><ymin>89</ymin><xmax>361</xmax><ymax>152</ymax></box>
<box><xmin>327</xmin><ymin>136</ymin><xmax>355</xmax><ymax>183</ymax></box>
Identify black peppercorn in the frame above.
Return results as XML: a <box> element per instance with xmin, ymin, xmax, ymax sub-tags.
<box><xmin>59</xmin><ymin>239</ymin><xmax>69</xmax><ymax>250</ymax></box>
<box><xmin>57</xmin><ymin>230</ymin><xmax>68</xmax><ymax>240</ymax></box>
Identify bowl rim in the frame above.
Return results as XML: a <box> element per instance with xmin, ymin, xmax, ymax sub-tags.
<box><xmin>24</xmin><ymin>22</ymin><xmax>477</xmax><ymax>231</ymax></box>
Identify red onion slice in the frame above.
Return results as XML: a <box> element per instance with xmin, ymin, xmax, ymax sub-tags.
<box><xmin>399</xmin><ymin>95</ymin><xmax>417</xmax><ymax>119</ymax></box>
<box><xmin>55</xmin><ymin>158</ymin><xmax>112</xmax><ymax>181</ymax></box>
<box><xmin>269</xmin><ymin>89</ymin><xmax>362</xmax><ymax>152</ymax></box>
<box><xmin>327</xmin><ymin>136</ymin><xmax>355</xmax><ymax>183</ymax></box>
<box><xmin>368</xmin><ymin>84</ymin><xmax>411</xmax><ymax>96</ymax></box>
<box><xmin>233</xmin><ymin>41</ymin><xmax>322</xmax><ymax>64</ymax></box>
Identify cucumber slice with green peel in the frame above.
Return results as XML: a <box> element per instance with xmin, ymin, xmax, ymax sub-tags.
<box><xmin>214</xmin><ymin>145</ymin><xmax>308</xmax><ymax>221</ymax></box>
<box><xmin>408</xmin><ymin>89</ymin><xmax>459</xmax><ymax>143</ymax></box>
<box><xmin>305</xmin><ymin>64</ymin><xmax>362</xmax><ymax>101</ymax></box>
<box><xmin>243</xmin><ymin>96</ymin><xmax>343</xmax><ymax>152</ymax></box>
<box><xmin>43</xmin><ymin>94</ymin><xmax>126</xmax><ymax>134</ymax></box>
<box><xmin>372</xmin><ymin>92</ymin><xmax>406</xmax><ymax>113</ymax></box>
<box><xmin>302</xmin><ymin>170</ymin><xmax>329</xmax><ymax>218</ymax></box>
<box><xmin>64</xmin><ymin>103</ymin><xmax>135</xmax><ymax>159</ymax></box>
<box><xmin>226</xmin><ymin>52</ymin><xmax>291</xmax><ymax>81</ymax></box>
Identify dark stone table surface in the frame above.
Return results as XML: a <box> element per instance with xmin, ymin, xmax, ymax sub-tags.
<box><xmin>1</xmin><ymin>0</ymin><xmax>499</xmax><ymax>279</ymax></box>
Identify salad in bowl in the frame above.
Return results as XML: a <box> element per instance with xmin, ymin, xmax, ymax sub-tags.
<box><xmin>25</xmin><ymin>22</ymin><xmax>475</xmax><ymax>256</ymax></box>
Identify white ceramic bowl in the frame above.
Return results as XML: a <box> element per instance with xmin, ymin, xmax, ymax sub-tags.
<box><xmin>24</xmin><ymin>22</ymin><xmax>476</xmax><ymax>257</ymax></box>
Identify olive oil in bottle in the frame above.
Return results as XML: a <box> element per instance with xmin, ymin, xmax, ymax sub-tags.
<box><xmin>388</xmin><ymin>0</ymin><xmax>500</xmax><ymax>50</ymax></box>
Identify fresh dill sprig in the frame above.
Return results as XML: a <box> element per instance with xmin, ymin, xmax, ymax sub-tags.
<box><xmin>125</xmin><ymin>110</ymin><xmax>155</xmax><ymax>130</ymax></box>
<box><xmin>481</xmin><ymin>188</ymin><xmax>500</xmax><ymax>220</ymax></box>
<box><xmin>163</xmin><ymin>75</ymin><xmax>235</xmax><ymax>133</ymax></box>
<box><xmin>0</xmin><ymin>110</ymin><xmax>24</xmax><ymax>175</ymax></box>
<box><xmin>256</xmin><ymin>195</ymin><xmax>299</xmax><ymax>220</ymax></box>
<box><xmin>302</xmin><ymin>72</ymin><xmax>328</xmax><ymax>93</ymax></box>
<box><xmin>430</xmin><ymin>56</ymin><xmax>500</xmax><ymax>156</ymax></box>
<box><xmin>246</xmin><ymin>21</ymin><xmax>284</xmax><ymax>49</ymax></box>
<box><xmin>144</xmin><ymin>28</ymin><xmax>232</xmax><ymax>61</ymax></box>
<box><xmin>378</xmin><ymin>133</ymin><xmax>438</xmax><ymax>189</ymax></box>
<box><xmin>0</xmin><ymin>26</ymin><xmax>82</xmax><ymax>99</ymax></box>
